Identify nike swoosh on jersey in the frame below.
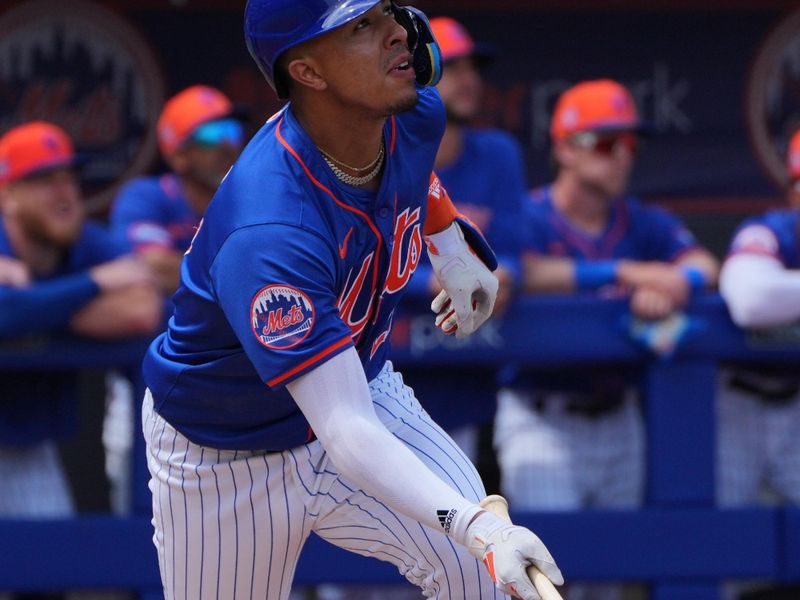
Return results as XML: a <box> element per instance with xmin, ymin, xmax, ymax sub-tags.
<box><xmin>339</xmin><ymin>226</ymin><xmax>354</xmax><ymax>259</ymax></box>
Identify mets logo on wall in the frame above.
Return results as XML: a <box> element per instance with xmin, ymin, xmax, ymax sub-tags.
<box><xmin>251</xmin><ymin>285</ymin><xmax>315</xmax><ymax>350</ymax></box>
<box><xmin>746</xmin><ymin>7</ymin><xmax>800</xmax><ymax>191</ymax></box>
<box><xmin>0</xmin><ymin>0</ymin><xmax>165</xmax><ymax>213</ymax></box>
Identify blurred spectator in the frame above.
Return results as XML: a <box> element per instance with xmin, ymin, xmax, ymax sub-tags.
<box><xmin>0</xmin><ymin>121</ymin><xmax>161</xmax><ymax>600</ymax></box>
<box><xmin>103</xmin><ymin>85</ymin><xmax>247</xmax><ymax>515</ymax></box>
<box><xmin>111</xmin><ymin>85</ymin><xmax>246</xmax><ymax>294</ymax></box>
<box><xmin>493</xmin><ymin>80</ymin><xmax>718</xmax><ymax>600</ymax></box>
<box><xmin>398</xmin><ymin>15</ymin><xmax>527</xmax><ymax>460</ymax></box>
<box><xmin>716</xmin><ymin>129</ymin><xmax>800</xmax><ymax>599</ymax></box>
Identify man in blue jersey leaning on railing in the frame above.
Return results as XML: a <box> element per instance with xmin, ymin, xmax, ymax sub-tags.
<box><xmin>0</xmin><ymin>121</ymin><xmax>161</xmax><ymax>600</ymax></box>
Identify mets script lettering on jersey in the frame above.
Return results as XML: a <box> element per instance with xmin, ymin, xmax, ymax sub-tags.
<box><xmin>251</xmin><ymin>285</ymin><xmax>315</xmax><ymax>349</ymax></box>
<box><xmin>337</xmin><ymin>206</ymin><xmax>422</xmax><ymax>339</ymax></box>
<box><xmin>385</xmin><ymin>206</ymin><xmax>422</xmax><ymax>294</ymax></box>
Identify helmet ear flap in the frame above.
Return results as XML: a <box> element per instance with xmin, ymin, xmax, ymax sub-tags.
<box><xmin>392</xmin><ymin>4</ymin><xmax>443</xmax><ymax>87</ymax></box>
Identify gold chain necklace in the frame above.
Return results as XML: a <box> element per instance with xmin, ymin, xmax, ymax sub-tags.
<box><xmin>320</xmin><ymin>142</ymin><xmax>385</xmax><ymax>187</ymax></box>
<box><xmin>318</xmin><ymin>141</ymin><xmax>384</xmax><ymax>173</ymax></box>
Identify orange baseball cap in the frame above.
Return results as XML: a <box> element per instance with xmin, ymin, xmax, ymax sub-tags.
<box><xmin>551</xmin><ymin>79</ymin><xmax>641</xmax><ymax>142</ymax></box>
<box><xmin>787</xmin><ymin>129</ymin><xmax>800</xmax><ymax>180</ymax></box>
<box><xmin>0</xmin><ymin>121</ymin><xmax>78</xmax><ymax>186</ymax></box>
<box><xmin>157</xmin><ymin>85</ymin><xmax>235</xmax><ymax>156</ymax></box>
<box><xmin>430</xmin><ymin>17</ymin><xmax>494</xmax><ymax>64</ymax></box>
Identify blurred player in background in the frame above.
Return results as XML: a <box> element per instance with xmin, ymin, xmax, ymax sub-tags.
<box><xmin>493</xmin><ymin>80</ymin><xmax>718</xmax><ymax>600</ymax></box>
<box><xmin>141</xmin><ymin>1</ymin><xmax>563</xmax><ymax>599</ymax></box>
<box><xmin>110</xmin><ymin>85</ymin><xmax>246</xmax><ymax>295</ymax></box>
<box><xmin>318</xmin><ymin>17</ymin><xmax>529</xmax><ymax>600</ymax></box>
<box><xmin>0</xmin><ymin>122</ymin><xmax>161</xmax><ymax>600</ymax></box>
<box><xmin>396</xmin><ymin>15</ymin><xmax>527</xmax><ymax>461</ymax></box>
<box><xmin>103</xmin><ymin>85</ymin><xmax>246</xmax><ymax>514</ymax></box>
<box><xmin>716</xmin><ymin>128</ymin><xmax>800</xmax><ymax>599</ymax></box>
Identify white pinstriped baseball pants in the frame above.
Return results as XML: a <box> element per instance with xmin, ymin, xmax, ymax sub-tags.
<box><xmin>0</xmin><ymin>442</ymin><xmax>74</xmax><ymax>517</ymax></box>
<box><xmin>494</xmin><ymin>387</ymin><xmax>644</xmax><ymax>600</ymax></box>
<box><xmin>143</xmin><ymin>362</ymin><xmax>504</xmax><ymax>600</ymax></box>
<box><xmin>716</xmin><ymin>371</ymin><xmax>800</xmax><ymax>506</ymax></box>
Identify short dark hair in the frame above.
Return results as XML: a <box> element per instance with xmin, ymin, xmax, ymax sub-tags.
<box><xmin>274</xmin><ymin>58</ymin><xmax>292</xmax><ymax>97</ymax></box>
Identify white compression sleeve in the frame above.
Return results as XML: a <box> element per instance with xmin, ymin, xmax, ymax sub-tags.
<box><xmin>286</xmin><ymin>348</ymin><xmax>481</xmax><ymax>545</ymax></box>
<box><xmin>720</xmin><ymin>253</ymin><xmax>800</xmax><ymax>328</ymax></box>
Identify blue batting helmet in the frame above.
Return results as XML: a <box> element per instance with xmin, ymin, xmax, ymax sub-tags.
<box><xmin>245</xmin><ymin>0</ymin><xmax>442</xmax><ymax>99</ymax></box>
<box><xmin>245</xmin><ymin>0</ymin><xmax>381</xmax><ymax>98</ymax></box>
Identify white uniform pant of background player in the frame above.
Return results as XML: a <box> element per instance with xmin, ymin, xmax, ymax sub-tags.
<box><xmin>716</xmin><ymin>372</ymin><xmax>800</xmax><ymax>506</ymax></box>
<box><xmin>0</xmin><ymin>442</ymin><xmax>74</xmax><ymax>517</ymax></box>
<box><xmin>716</xmin><ymin>371</ymin><xmax>800</xmax><ymax>600</ymax></box>
<box><xmin>494</xmin><ymin>387</ymin><xmax>645</xmax><ymax>600</ymax></box>
<box><xmin>144</xmin><ymin>362</ymin><xmax>505</xmax><ymax>600</ymax></box>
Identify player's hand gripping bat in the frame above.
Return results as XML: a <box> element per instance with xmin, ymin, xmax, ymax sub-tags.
<box><xmin>479</xmin><ymin>495</ymin><xmax>564</xmax><ymax>600</ymax></box>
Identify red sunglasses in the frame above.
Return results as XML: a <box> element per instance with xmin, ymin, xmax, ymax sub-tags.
<box><xmin>570</xmin><ymin>131</ymin><xmax>639</xmax><ymax>156</ymax></box>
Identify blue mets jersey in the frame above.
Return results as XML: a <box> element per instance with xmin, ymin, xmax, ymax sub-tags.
<box><xmin>727</xmin><ymin>208</ymin><xmax>800</xmax><ymax>268</ymax></box>
<box><xmin>110</xmin><ymin>174</ymin><xmax>201</xmax><ymax>254</ymax></box>
<box><xmin>523</xmin><ymin>185</ymin><xmax>699</xmax><ymax>262</ymax></box>
<box><xmin>144</xmin><ymin>86</ymin><xmax>446</xmax><ymax>451</ymax></box>
<box><xmin>507</xmin><ymin>186</ymin><xmax>701</xmax><ymax>395</ymax></box>
<box><xmin>0</xmin><ymin>218</ymin><xmax>127</xmax><ymax>446</ymax></box>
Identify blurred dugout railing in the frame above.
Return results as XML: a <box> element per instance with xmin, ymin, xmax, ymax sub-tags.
<box><xmin>1</xmin><ymin>296</ymin><xmax>799</xmax><ymax>600</ymax></box>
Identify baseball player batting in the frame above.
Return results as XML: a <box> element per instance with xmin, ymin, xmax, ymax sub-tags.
<box><xmin>141</xmin><ymin>1</ymin><xmax>563</xmax><ymax>599</ymax></box>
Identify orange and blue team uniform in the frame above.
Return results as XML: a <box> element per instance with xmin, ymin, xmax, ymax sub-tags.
<box><xmin>110</xmin><ymin>174</ymin><xmax>202</xmax><ymax>256</ymax></box>
<box><xmin>400</xmin><ymin>127</ymin><xmax>528</xmax><ymax>435</ymax></box>
<box><xmin>727</xmin><ymin>208</ymin><xmax>800</xmax><ymax>267</ymax></box>
<box><xmin>506</xmin><ymin>185</ymin><xmax>700</xmax><ymax>394</ymax></box>
<box><xmin>144</xmin><ymin>86</ymin><xmax>460</xmax><ymax>452</ymax></box>
<box><xmin>406</xmin><ymin>128</ymin><xmax>527</xmax><ymax>297</ymax></box>
<box><xmin>0</xmin><ymin>218</ymin><xmax>128</xmax><ymax>445</ymax></box>
<box><xmin>523</xmin><ymin>186</ymin><xmax>700</xmax><ymax>266</ymax></box>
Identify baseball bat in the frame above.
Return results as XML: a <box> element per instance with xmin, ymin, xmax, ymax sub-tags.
<box><xmin>479</xmin><ymin>494</ymin><xmax>564</xmax><ymax>600</ymax></box>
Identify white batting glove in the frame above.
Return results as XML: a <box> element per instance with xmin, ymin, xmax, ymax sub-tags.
<box><xmin>425</xmin><ymin>222</ymin><xmax>498</xmax><ymax>338</ymax></box>
<box><xmin>465</xmin><ymin>511</ymin><xmax>563</xmax><ymax>600</ymax></box>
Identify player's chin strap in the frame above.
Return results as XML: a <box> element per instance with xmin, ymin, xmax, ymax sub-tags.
<box><xmin>392</xmin><ymin>3</ymin><xmax>443</xmax><ymax>87</ymax></box>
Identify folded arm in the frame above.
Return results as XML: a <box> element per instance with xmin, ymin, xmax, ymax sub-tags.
<box><xmin>721</xmin><ymin>253</ymin><xmax>800</xmax><ymax>328</ymax></box>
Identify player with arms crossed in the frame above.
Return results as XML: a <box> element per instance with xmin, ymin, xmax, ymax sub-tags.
<box><xmin>142</xmin><ymin>1</ymin><xmax>562</xmax><ymax>599</ymax></box>
<box><xmin>714</xmin><ymin>129</ymin><xmax>800</xmax><ymax>599</ymax></box>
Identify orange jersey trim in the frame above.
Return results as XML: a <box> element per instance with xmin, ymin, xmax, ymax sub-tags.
<box><xmin>276</xmin><ymin>118</ymin><xmax>385</xmax><ymax>346</ymax></box>
<box><xmin>424</xmin><ymin>172</ymin><xmax>457</xmax><ymax>235</ymax></box>
<box><xmin>266</xmin><ymin>336</ymin><xmax>353</xmax><ymax>388</ymax></box>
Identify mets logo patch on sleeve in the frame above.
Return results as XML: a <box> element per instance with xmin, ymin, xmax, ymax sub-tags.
<box><xmin>251</xmin><ymin>285</ymin><xmax>315</xmax><ymax>349</ymax></box>
<box><xmin>731</xmin><ymin>224</ymin><xmax>780</xmax><ymax>257</ymax></box>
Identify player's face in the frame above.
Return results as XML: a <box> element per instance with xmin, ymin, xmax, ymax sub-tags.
<box><xmin>312</xmin><ymin>1</ymin><xmax>418</xmax><ymax>117</ymax></box>
<box><xmin>437</xmin><ymin>57</ymin><xmax>483</xmax><ymax>125</ymax></box>
<box><xmin>4</xmin><ymin>168</ymin><xmax>84</xmax><ymax>248</ymax></box>
<box><xmin>178</xmin><ymin>142</ymin><xmax>241</xmax><ymax>191</ymax></box>
<box><xmin>563</xmin><ymin>131</ymin><xmax>637</xmax><ymax>199</ymax></box>
<box><xmin>173</xmin><ymin>118</ymin><xmax>244</xmax><ymax>192</ymax></box>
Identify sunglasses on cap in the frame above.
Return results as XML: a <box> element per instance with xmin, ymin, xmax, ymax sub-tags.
<box><xmin>188</xmin><ymin>118</ymin><xmax>244</xmax><ymax>148</ymax></box>
<box><xmin>570</xmin><ymin>131</ymin><xmax>639</xmax><ymax>156</ymax></box>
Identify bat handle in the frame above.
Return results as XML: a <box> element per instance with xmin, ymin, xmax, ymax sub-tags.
<box><xmin>479</xmin><ymin>495</ymin><xmax>564</xmax><ymax>600</ymax></box>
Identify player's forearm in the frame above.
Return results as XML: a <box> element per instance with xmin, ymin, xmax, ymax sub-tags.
<box><xmin>0</xmin><ymin>273</ymin><xmax>99</xmax><ymax>337</ymax></box>
<box><xmin>721</xmin><ymin>254</ymin><xmax>800</xmax><ymax>328</ymax></box>
<box><xmin>675</xmin><ymin>248</ymin><xmax>720</xmax><ymax>289</ymax></box>
<box><xmin>521</xmin><ymin>254</ymin><xmax>577</xmax><ymax>293</ymax></box>
<box><xmin>287</xmin><ymin>348</ymin><xmax>481</xmax><ymax>544</ymax></box>
<box><xmin>325</xmin><ymin>412</ymin><xmax>480</xmax><ymax>539</ymax></box>
<box><xmin>69</xmin><ymin>284</ymin><xmax>163</xmax><ymax>338</ymax></box>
